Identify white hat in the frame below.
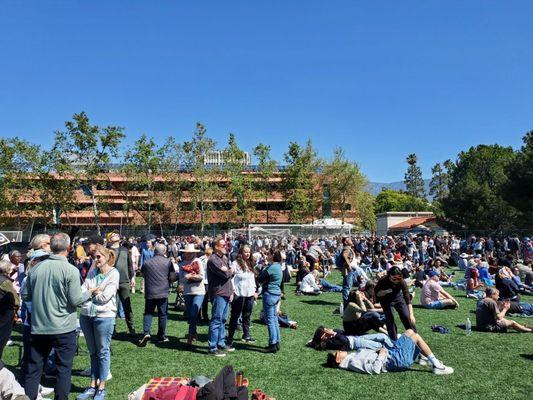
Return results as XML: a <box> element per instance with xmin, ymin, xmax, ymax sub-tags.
<box><xmin>180</xmin><ymin>244</ymin><xmax>199</xmax><ymax>253</ymax></box>
<box><xmin>459</xmin><ymin>253</ymin><xmax>471</xmax><ymax>258</ymax></box>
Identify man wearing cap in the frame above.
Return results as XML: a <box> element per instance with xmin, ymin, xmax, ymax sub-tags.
<box><xmin>138</xmin><ymin>243</ymin><xmax>177</xmax><ymax>346</ymax></box>
<box><xmin>108</xmin><ymin>233</ymin><xmax>136</xmax><ymax>334</ymax></box>
<box><xmin>420</xmin><ymin>271</ymin><xmax>459</xmax><ymax>309</ymax></box>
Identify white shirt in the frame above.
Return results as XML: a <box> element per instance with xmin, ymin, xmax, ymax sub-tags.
<box><xmin>231</xmin><ymin>260</ymin><xmax>256</xmax><ymax>297</ymax></box>
<box><xmin>300</xmin><ymin>273</ymin><xmax>320</xmax><ymax>293</ymax></box>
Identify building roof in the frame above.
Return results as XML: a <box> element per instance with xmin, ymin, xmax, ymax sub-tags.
<box><xmin>389</xmin><ymin>216</ymin><xmax>437</xmax><ymax>230</ymax></box>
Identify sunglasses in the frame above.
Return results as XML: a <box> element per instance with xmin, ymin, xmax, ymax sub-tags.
<box><xmin>95</xmin><ymin>255</ymin><xmax>104</xmax><ymax>259</ymax></box>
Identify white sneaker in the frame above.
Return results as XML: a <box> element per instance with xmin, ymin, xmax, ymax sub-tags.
<box><xmin>39</xmin><ymin>385</ymin><xmax>54</xmax><ymax>396</ymax></box>
<box><xmin>418</xmin><ymin>355</ymin><xmax>429</xmax><ymax>366</ymax></box>
<box><xmin>6</xmin><ymin>340</ymin><xmax>14</xmax><ymax>346</ymax></box>
<box><xmin>107</xmin><ymin>371</ymin><xmax>112</xmax><ymax>380</ymax></box>
<box><xmin>433</xmin><ymin>365</ymin><xmax>454</xmax><ymax>375</ymax></box>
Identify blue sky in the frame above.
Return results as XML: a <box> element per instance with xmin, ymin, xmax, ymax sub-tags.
<box><xmin>1</xmin><ymin>1</ymin><xmax>531</xmax><ymax>182</ymax></box>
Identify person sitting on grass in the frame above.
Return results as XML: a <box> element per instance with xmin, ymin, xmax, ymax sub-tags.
<box><xmin>511</xmin><ymin>267</ymin><xmax>532</xmax><ymax>295</ymax></box>
<box><xmin>343</xmin><ymin>290</ymin><xmax>387</xmax><ymax>336</ymax></box>
<box><xmin>475</xmin><ymin>288</ymin><xmax>532</xmax><ymax>333</ymax></box>
<box><xmin>307</xmin><ymin>326</ymin><xmax>393</xmax><ymax>351</ymax></box>
<box><xmin>326</xmin><ymin>329</ymin><xmax>454</xmax><ymax>375</ymax></box>
<box><xmin>300</xmin><ymin>269</ymin><xmax>322</xmax><ymax>295</ymax></box>
<box><xmin>420</xmin><ymin>271</ymin><xmax>459</xmax><ymax>309</ymax></box>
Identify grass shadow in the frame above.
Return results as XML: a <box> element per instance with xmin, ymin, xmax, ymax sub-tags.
<box><xmin>519</xmin><ymin>354</ymin><xmax>533</xmax><ymax>361</ymax></box>
<box><xmin>300</xmin><ymin>299</ymin><xmax>338</xmax><ymax>306</ymax></box>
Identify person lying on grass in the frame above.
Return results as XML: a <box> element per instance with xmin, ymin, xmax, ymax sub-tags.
<box><xmin>326</xmin><ymin>329</ymin><xmax>454</xmax><ymax>375</ymax></box>
<box><xmin>420</xmin><ymin>271</ymin><xmax>459</xmax><ymax>309</ymax></box>
<box><xmin>475</xmin><ymin>288</ymin><xmax>532</xmax><ymax>333</ymax></box>
<box><xmin>299</xmin><ymin>270</ymin><xmax>342</xmax><ymax>295</ymax></box>
<box><xmin>307</xmin><ymin>326</ymin><xmax>393</xmax><ymax>351</ymax></box>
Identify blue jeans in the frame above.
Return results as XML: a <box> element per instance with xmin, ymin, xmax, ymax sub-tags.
<box><xmin>208</xmin><ymin>296</ymin><xmax>230</xmax><ymax>352</ymax></box>
<box><xmin>352</xmin><ymin>333</ymin><xmax>393</xmax><ymax>351</ymax></box>
<box><xmin>263</xmin><ymin>292</ymin><xmax>281</xmax><ymax>346</ymax></box>
<box><xmin>342</xmin><ymin>271</ymin><xmax>356</xmax><ymax>305</ymax></box>
<box><xmin>320</xmin><ymin>279</ymin><xmax>342</xmax><ymax>292</ymax></box>
<box><xmin>519</xmin><ymin>302</ymin><xmax>533</xmax><ymax>315</ymax></box>
<box><xmin>79</xmin><ymin>315</ymin><xmax>115</xmax><ymax>382</ymax></box>
<box><xmin>143</xmin><ymin>297</ymin><xmax>168</xmax><ymax>338</ymax></box>
<box><xmin>184</xmin><ymin>294</ymin><xmax>204</xmax><ymax>335</ymax></box>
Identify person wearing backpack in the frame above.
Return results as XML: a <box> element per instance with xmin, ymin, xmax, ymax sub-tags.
<box><xmin>0</xmin><ymin>259</ymin><xmax>20</xmax><ymax>359</ymax></box>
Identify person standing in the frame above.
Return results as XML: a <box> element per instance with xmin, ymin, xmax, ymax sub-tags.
<box><xmin>375</xmin><ymin>266</ymin><xmax>416</xmax><ymax>340</ymax></box>
<box><xmin>0</xmin><ymin>259</ymin><xmax>19</xmax><ymax>358</ymax></box>
<box><xmin>339</xmin><ymin>237</ymin><xmax>356</xmax><ymax>307</ymax></box>
<box><xmin>23</xmin><ymin>233</ymin><xmax>93</xmax><ymax>400</ymax></box>
<box><xmin>206</xmin><ymin>236</ymin><xmax>235</xmax><ymax>357</ymax></box>
<box><xmin>138</xmin><ymin>243</ymin><xmax>176</xmax><ymax>346</ymax></box>
<box><xmin>178</xmin><ymin>244</ymin><xmax>205</xmax><ymax>347</ymax></box>
<box><xmin>77</xmin><ymin>245</ymin><xmax>120</xmax><ymax>400</ymax></box>
<box><xmin>107</xmin><ymin>233</ymin><xmax>135</xmax><ymax>334</ymax></box>
<box><xmin>227</xmin><ymin>245</ymin><xmax>257</xmax><ymax>346</ymax></box>
<box><xmin>258</xmin><ymin>250</ymin><xmax>283</xmax><ymax>353</ymax></box>
<box><xmin>199</xmin><ymin>247</ymin><xmax>213</xmax><ymax>323</ymax></box>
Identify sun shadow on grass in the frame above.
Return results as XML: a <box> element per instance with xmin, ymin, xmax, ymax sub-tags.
<box><xmin>300</xmin><ymin>299</ymin><xmax>338</xmax><ymax>306</ymax></box>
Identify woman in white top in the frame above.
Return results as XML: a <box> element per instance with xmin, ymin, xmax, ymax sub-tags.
<box><xmin>227</xmin><ymin>245</ymin><xmax>257</xmax><ymax>346</ymax></box>
<box><xmin>78</xmin><ymin>244</ymin><xmax>120</xmax><ymax>400</ymax></box>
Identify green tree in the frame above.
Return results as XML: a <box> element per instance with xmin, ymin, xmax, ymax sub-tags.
<box><xmin>183</xmin><ymin>123</ymin><xmax>218</xmax><ymax>233</ymax></box>
<box><xmin>404</xmin><ymin>153</ymin><xmax>426</xmax><ymax>198</ymax></box>
<box><xmin>374</xmin><ymin>189</ymin><xmax>432</xmax><ymax>214</ymax></box>
<box><xmin>53</xmin><ymin>112</ymin><xmax>125</xmax><ymax>235</ymax></box>
<box><xmin>122</xmin><ymin>134</ymin><xmax>173</xmax><ymax>233</ymax></box>
<box><xmin>323</xmin><ymin>147</ymin><xmax>370</xmax><ymax>225</ymax></box>
<box><xmin>283</xmin><ymin>140</ymin><xmax>321</xmax><ymax>223</ymax></box>
<box><xmin>504</xmin><ymin>131</ymin><xmax>533</xmax><ymax>228</ymax></box>
<box><xmin>441</xmin><ymin>144</ymin><xmax>517</xmax><ymax>230</ymax></box>
<box><xmin>253</xmin><ymin>143</ymin><xmax>277</xmax><ymax>223</ymax></box>
<box><xmin>222</xmin><ymin>133</ymin><xmax>254</xmax><ymax>226</ymax></box>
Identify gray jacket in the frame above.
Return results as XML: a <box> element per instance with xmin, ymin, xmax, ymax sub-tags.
<box><xmin>141</xmin><ymin>255</ymin><xmax>177</xmax><ymax>300</ymax></box>
<box><xmin>339</xmin><ymin>348</ymin><xmax>388</xmax><ymax>374</ymax></box>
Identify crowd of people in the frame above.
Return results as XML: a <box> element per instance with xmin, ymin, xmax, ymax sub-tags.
<box><xmin>0</xmin><ymin>231</ymin><xmax>531</xmax><ymax>399</ymax></box>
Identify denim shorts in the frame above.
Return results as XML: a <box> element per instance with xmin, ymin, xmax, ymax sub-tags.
<box><xmin>425</xmin><ymin>300</ymin><xmax>444</xmax><ymax>309</ymax></box>
<box><xmin>386</xmin><ymin>335</ymin><xmax>419</xmax><ymax>371</ymax></box>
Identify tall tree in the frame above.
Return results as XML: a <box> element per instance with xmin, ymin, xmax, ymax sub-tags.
<box><xmin>122</xmin><ymin>134</ymin><xmax>172</xmax><ymax>233</ymax></box>
<box><xmin>253</xmin><ymin>143</ymin><xmax>277</xmax><ymax>224</ymax></box>
<box><xmin>441</xmin><ymin>144</ymin><xmax>517</xmax><ymax>230</ymax></box>
<box><xmin>504</xmin><ymin>131</ymin><xmax>533</xmax><ymax>228</ymax></box>
<box><xmin>53</xmin><ymin>112</ymin><xmax>125</xmax><ymax>235</ymax></box>
<box><xmin>283</xmin><ymin>140</ymin><xmax>321</xmax><ymax>223</ymax></box>
<box><xmin>182</xmin><ymin>123</ymin><xmax>218</xmax><ymax>233</ymax></box>
<box><xmin>323</xmin><ymin>147</ymin><xmax>369</xmax><ymax>224</ymax></box>
<box><xmin>404</xmin><ymin>153</ymin><xmax>426</xmax><ymax>198</ymax></box>
<box><xmin>222</xmin><ymin>133</ymin><xmax>254</xmax><ymax>226</ymax></box>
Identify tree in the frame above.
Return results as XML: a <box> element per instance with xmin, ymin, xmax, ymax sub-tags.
<box><xmin>504</xmin><ymin>131</ymin><xmax>533</xmax><ymax>228</ymax></box>
<box><xmin>441</xmin><ymin>144</ymin><xmax>517</xmax><ymax>231</ymax></box>
<box><xmin>283</xmin><ymin>140</ymin><xmax>321</xmax><ymax>223</ymax></box>
<box><xmin>404</xmin><ymin>153</ymin><xmax>426</xmax><ymax>198</ymax></box>
<box><xmin>323</xmin><ymin>147</ymin><xmax>370</xmax><ymax>225</ymax></box>
<box><xmin>253</xmin><ymin>143</ymin><xmax>277</xmax><ymax>223</ymax></box>
<box><xmin>222</xmin><ymin>133</ymin><xmax>254</xmax><ymax>226</ymax></box>
<box><xmin>182</xmin><ymin>123</ymin><xmax>218</xmax><ymax>233</ymax></box>
<box><xmin>374</xmin><ymin>189</ymin><xmax>432</xmax><ymax>214</ymax></box>
<box><xmin>53</xmin><ymin>112</ymin><xmax>125</xmax><ymax>235</ymax></box>
<box><xmin>122</xmin><ymin>134</ymin><xmax>173</xmax><ymax>233</ymax></box>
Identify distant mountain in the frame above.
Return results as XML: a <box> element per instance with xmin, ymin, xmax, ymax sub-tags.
<box><xmin>368</xmin><ymin>179</ymin><xmax>431</xmax><ymax>197</ymax></box>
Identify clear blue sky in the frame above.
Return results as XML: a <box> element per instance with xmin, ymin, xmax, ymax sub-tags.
<box><xmin>1</xmin><ymin>1</ymin><xmax>531</xmax><ymax>182</ymax></box>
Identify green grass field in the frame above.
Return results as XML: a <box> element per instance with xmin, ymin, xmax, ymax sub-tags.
<box><xmin>4</xmin><ymin>270</ymin><xmax>532</xmax><ymax>400</ymax></box>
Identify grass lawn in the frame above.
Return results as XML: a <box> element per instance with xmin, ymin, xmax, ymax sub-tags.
<box><xmin>3</xmin><ymin>269</ymin><xmax>532</xmax><ymax>400</ymax></box>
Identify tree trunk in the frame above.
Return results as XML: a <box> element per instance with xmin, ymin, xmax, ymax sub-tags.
<box><xmin>90</xmin><ymin>189</ymin><xmax>101</xmax><ymax>236</ymax></box>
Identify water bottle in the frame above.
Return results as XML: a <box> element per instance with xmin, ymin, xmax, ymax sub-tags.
<box><xmin>339</xmin><ymin>302</ymin><xmax>344</xmax><ymax>315</ymax></box>
<box><xmin>465</xmin><ymin>317</ymin><xmax>472</xmax><ymax>335</ymax></box>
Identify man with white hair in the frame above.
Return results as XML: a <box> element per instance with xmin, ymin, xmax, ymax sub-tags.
<box><xmin>138</xmin><ymin>243</ymin><xmax>176</xmax><ymax>346</ymax></box>
<box><xmin>23</xmin><ymin>232</ymin><xmax>94</xmax><ymax>400</ymax></box>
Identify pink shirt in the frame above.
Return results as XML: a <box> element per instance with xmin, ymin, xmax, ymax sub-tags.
<box><xmin>421</xmin><ymin>279</ymin><xmax>441</xmax><ymax>306</ymax></box>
